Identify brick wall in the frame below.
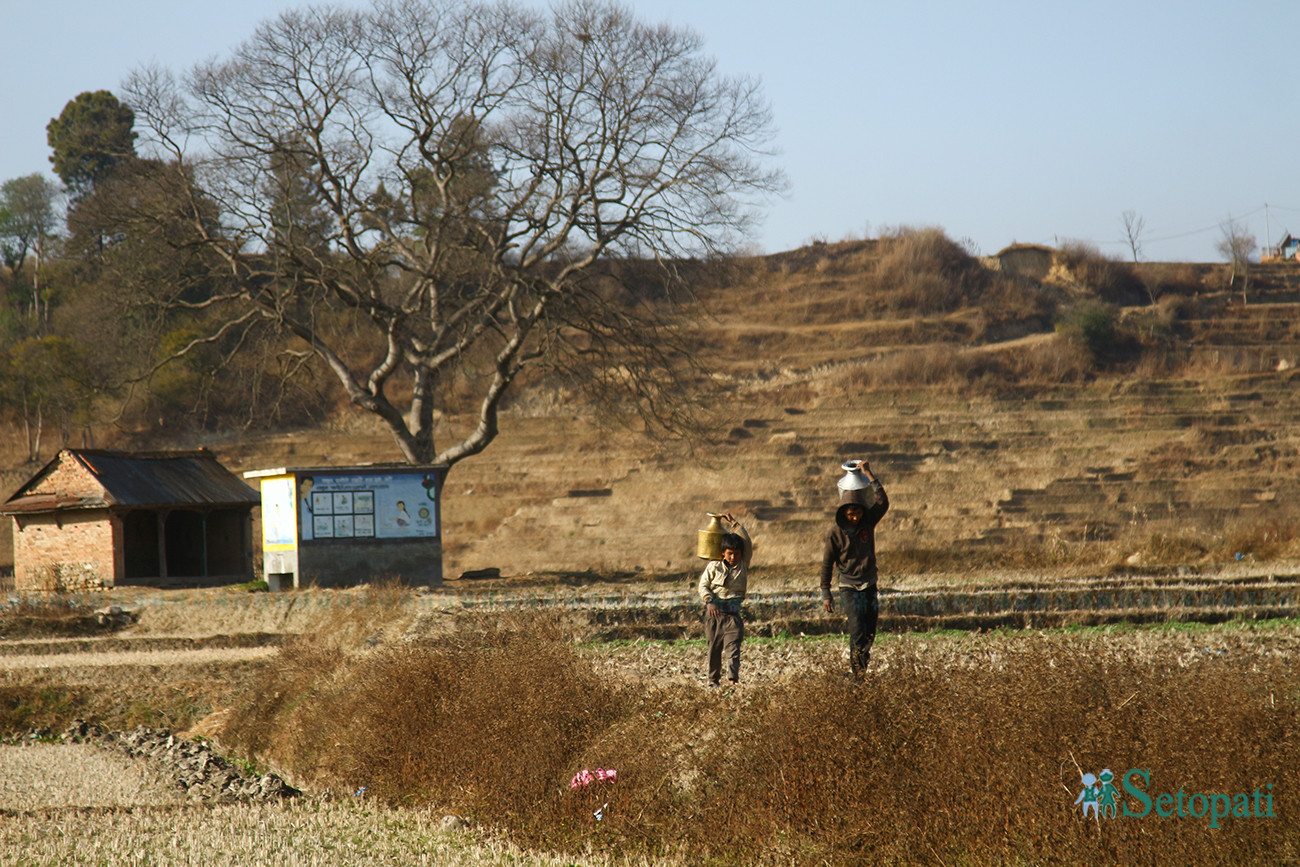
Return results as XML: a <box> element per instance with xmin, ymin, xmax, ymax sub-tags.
<box><xmin>28</xmin><ymin>454</ymin><xmax>102</xmax><ymax>498</ymax></box>
<box><xmin>12</xmin><ymin>510</ymin><xmax>117</xmax><ymax>591</ymax></box>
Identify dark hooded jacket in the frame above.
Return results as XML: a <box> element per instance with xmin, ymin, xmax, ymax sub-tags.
<box><xmin>820</xmin><ymin>480</ymin><xmax>889</xmax><ymax>600</ymax></box>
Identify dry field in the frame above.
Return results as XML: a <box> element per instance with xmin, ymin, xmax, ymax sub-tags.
<box><xmin>0</xmin><ymin>799</ymin><xmax>649</xmax><ymax>867</ymax></box>
<box><xmin>0</xmin><ymin>743</ymin><xmax>185</xmax><ymax>810</ymax></box>
<box><xmin>4</xmin><ymin>584</ymin><xmax>1300</xmax><ymax>865</ymax></box>
<box><xmin>3</xmin><ymin>240</ymin><xmax>1300</xmax><ymax>863</ymax></box>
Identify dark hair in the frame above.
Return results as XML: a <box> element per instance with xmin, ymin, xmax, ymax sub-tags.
<box><xmin>721</xmin><ymin>533</ymin><xmax>745</xmax><ymax>553</ymax></box>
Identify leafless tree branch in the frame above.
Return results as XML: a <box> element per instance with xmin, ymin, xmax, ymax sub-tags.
<box><xmin>122</xmin><ymin>0</ymin><xmax>783</xmax><ymax>468</ymax></box>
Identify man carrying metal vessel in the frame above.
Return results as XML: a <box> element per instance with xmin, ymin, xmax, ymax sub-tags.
<box><xmin>821</xmin><ymin>460</ymin><xmax>890</xmax><ymax>675</ymax></box>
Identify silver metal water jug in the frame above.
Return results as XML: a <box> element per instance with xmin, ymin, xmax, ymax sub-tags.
<box><xmin>837</xmin><ymin>459</ymin><xmax>870</xmax><ymax>492</ymax></box>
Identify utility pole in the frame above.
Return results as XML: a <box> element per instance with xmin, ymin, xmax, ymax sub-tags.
<box><xmin>1265</xmin><ymin>203</ymin><xmax>1272</xmax><ymax>258</ymax></box>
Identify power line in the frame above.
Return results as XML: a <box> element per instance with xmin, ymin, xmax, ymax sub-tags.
<box><xmin>1143</xmin><ymin>204</ymin><xmax>1269</xmax><ymax>246</ymax></box>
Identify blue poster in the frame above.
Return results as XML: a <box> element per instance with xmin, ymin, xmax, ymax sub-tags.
<box><xmin>298</xmin><ymin>471</ymin><xmax>438</xmax><ymax>541</ymax></box>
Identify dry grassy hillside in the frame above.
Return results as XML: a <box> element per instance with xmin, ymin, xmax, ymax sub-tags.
<box><xmin>210</xmin><ymin>240</ymin><xmax>1300</xmax><ymax>584</ymax></box>
<box><xmin>4</xmin><ymin>237</ymin><xmax>1300</xmax><ymax>586</ymax></box>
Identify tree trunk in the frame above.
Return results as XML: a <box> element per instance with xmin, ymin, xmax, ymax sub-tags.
<box><xmin>24</xmin><ymin>399</ymin><xmax>43</xmax><ymax>463</ymax></box>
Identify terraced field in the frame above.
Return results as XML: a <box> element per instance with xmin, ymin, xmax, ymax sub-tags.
<box><xmin>4</xmin><ymin>246</ymin><xmax>1299</xmax><ymax>619</ymax></box>
<box><xmin>177</xmin><ymin>254</ymin><xmax>1300</xmax><ymax>609</ymax></box>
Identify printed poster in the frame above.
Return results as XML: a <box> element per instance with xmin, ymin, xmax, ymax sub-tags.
<box><xmin>298</xmin><ymin>471</ymin><xmax>438</xmax><ymax>541</ymax></box>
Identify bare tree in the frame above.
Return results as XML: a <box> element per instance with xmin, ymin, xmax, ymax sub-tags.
<box><xmin>1120</xmin><ymin>210</ymin><xmax>1146</xmax><ymax>264</ymax></box>
<box><xmin>124</xmin><ymin>0</ymin><xmax>783</xmax><ymax>469</ymax></box>
<box><xmin>1216</xmin><ymin>216</ymin><xmax>1257</xmax><ymax>303</ymax></box>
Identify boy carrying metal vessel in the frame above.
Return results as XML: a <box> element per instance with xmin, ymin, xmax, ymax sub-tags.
<box><xmin>697</xmin><ymin>512</ymin><xmax>752</xmax><ymax>688</ymax></box>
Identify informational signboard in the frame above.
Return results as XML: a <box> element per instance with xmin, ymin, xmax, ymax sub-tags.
<box><xmin>298</xmin><ymin>471</ymin><xmax>439</xmax><ymax>541</ymax></box>
<box><xmin>261</xmin><ymin>476</ymin><xmax>298</xmax><ymax>550</ymax></box>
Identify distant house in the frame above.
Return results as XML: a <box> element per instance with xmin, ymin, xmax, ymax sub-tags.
<box><xmin>992</xmin><ymin>244</ymin><xmax>1055</xmax><ymax>280</ymax></box>
<box><xmin>0</xmin><ymin>449</ymin><xmax>258</xmax><ymax>591</ymax></box>
<box><xmin>1278</xmin><ymin>234</ymin><xmax>1299</xmax><ymax>261</ymax></box>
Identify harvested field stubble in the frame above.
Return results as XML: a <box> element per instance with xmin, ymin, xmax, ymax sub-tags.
<box><xmin>0</xmin><ymin>800</ymin><xmax>633</xmax><ymax>867</ymax></box>
<box><xmin>0</xmin><ymin>743</ymin><xmax>185</xmax><ymax>810</ymax></box>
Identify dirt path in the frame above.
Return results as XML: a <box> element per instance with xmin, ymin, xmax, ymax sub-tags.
<box><xmin>0</xmin><ymin>645</ymin><xmax>278</xmax><ymax>671</ymax></box>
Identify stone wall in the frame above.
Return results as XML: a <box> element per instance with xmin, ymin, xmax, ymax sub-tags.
<box><xmin>58</xmin><ymin>721</ymin><xmax>300</xmax><ymax>803</ymax></box>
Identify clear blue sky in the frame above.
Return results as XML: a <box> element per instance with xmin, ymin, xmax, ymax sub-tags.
<box><xmin>3</xmin><ymin>0</ymin><xmax>1297</xmax><ymax>262</ymax></box>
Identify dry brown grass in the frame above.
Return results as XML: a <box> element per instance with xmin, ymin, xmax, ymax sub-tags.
<box><xmin>704</xmin><ymin>633</ymin><xmax>1297</xmax><ymax>864</ymax></box>
<box><xmin>223</xmin><ymin>612</ymin><xmax>623</xmax><ymax>814</ymax></box>
<box><xmin>113</xmin><ymin>580</ymin><xmax>419</xmax><ymax>640</ymax></box>
<box><xmin>1054</xmin><ymin>240</ymin><xmax>1147</xmax><ymax>305</ymax></box>
<box><xmin>202</xmin><ymin>609</ymin><xmax>1300</xmax><ymax>865</ymax></box>
<box><xmin>0</xmin><ymin>585</ymin><xmax>418</xmax><ymax>738</ymax></box>
<box><xmin>0</xmin><ymin>595</ymin><xmax>115</xmax><ymax>639</ymax></box>
<box><xmin>873</xmin><ymin>226</ymin><xmax>989</xmax><ymax>313</ymax></box>
<box><xmin>1135</xmin><ymin>263</ymin><xmax>1209</xmax><ymax>302</ymax></box>
<box><xmin>697</xmin><ymin>229</ymin><xmax>1052</xmax><ymax>338</ymax></box>
<box><xmin>828</xmin><ymin>335</ymin><xmax>1095</xmax><ymax>392</ymax></box>
<box><xmin>834</xmin><ymin>346</ymin><xmax>987</xmax><ymax>390</ymax></box>
<box><xmin>885</xmin><ymin>543</ymin><xmax>1078</xmax><ymax>575</ymax></box>
<box><xmin>1119</xmin><ymin>518</ymin><xmax>1300</xmax><ymax>570</ymax></box>
<box><xmin>0</xmin><ymin>658</ymin><xmax>270</xmax><ymax>735</ymax></box>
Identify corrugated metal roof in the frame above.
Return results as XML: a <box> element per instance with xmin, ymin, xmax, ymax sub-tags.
<box><xmin>1</xmin><ymin>449</ymin><xmax>259</xmax><ymax>513</ymax></box>
<box><xmin>0</xmin><ymin>493</ymin><xmax>105</xmax><ymax>514</ymax></box>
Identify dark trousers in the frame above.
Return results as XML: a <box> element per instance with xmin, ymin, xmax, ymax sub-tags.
<box><xmin>705</xmin><ymin>609</ymin><xmax>744</xmax><ymax>684</ymax></box>
<box><xmin>841</xmin><ymin>586</ymin><xmax>879</xmax><ymax>674</ymax></box>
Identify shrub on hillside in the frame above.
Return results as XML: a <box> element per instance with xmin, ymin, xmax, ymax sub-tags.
<box><xmin>1137</xmin><ymin>263</ymin><xmax>1205</xmax><ymax>305</ymax></box>
<box><xmin>839</xmin><ymin>346</ymin><xmax>992</xmax><ymax>390</ymax></box>
<box><xmin>1220</xmin><ymin>518</ymin><xmax>1299</xmax><ymax>562</ymax></box>
<box><xmin>1055</xmin><ymin>301</ymin><xmax>1138</xmax><ymax>365</ymax></box>
<box><xmin>1001</xmin><ymin>335</ymin><xmax>1093</xmax><ymax>383</ymax></box>
<box><xmin>832</xmin><ymin>337</ymin><xmax>1095</xmax><ymax>391</ymax></box>
<box><xmin>1055</xmin><ymin>240</ymin><xmax>1146</xmax><ymax>305</ymax></box>
<box><xmin>1121</xmin><ymin>518</ymin><xmax>1300</xmax><ymax>568</ymax></box>
<box><xmin>873</xmin><ymin>226</ymin><xmax>989</xmax><ymax>313</ymax></box>
<box><xmin>973</xmin><ymin>276</ymin><xmax>1061</xmax><ymax>335</ymax></box>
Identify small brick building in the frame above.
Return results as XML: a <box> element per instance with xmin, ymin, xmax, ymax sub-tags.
<box><xmin>0</xmin><ymin>449</ymin><xmax>258</xmax><ymax>591</ymax></box>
